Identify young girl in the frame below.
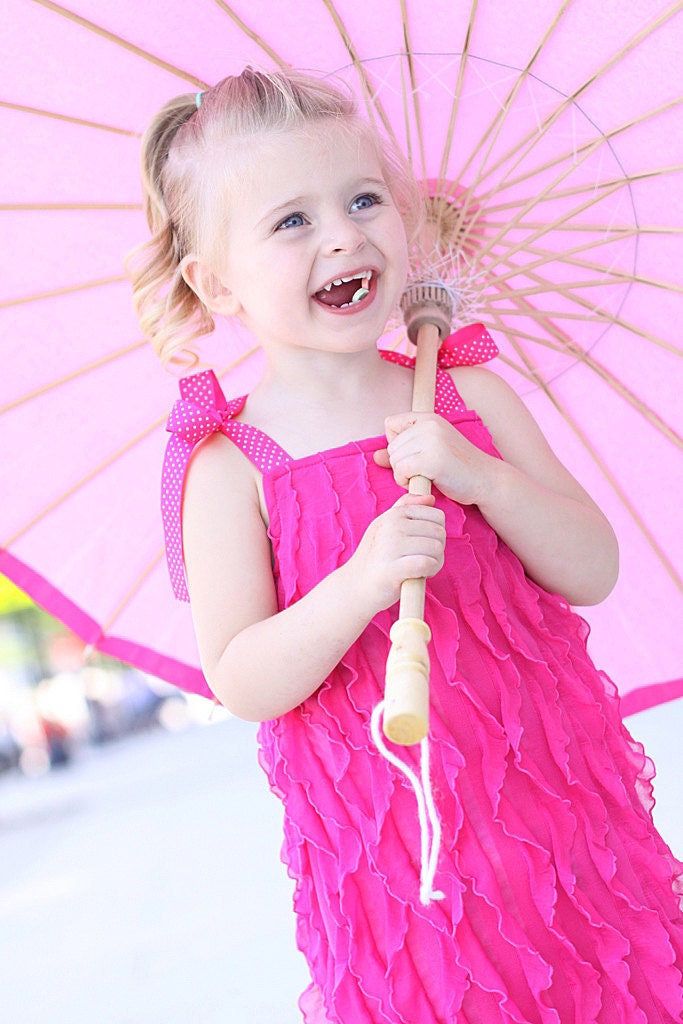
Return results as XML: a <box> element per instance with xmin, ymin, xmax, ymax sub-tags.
<box><xmin>131</xmin><ymin>68</ymin><xmax>683</xmax><ymax>1023</ymax></box>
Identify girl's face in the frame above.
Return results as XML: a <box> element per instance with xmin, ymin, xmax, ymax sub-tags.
<box><xmin>202</xmin><ymin>120</ymin><xmax>410</xmax><ymax>361</ymax></box>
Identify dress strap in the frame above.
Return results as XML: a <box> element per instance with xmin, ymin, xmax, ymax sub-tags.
<box><xmin>161</xmin><ymin>369</ymin><xmax>289</xmax><ymax>602</ymax></box>
<box><xmin>380</xmin><ymin>322</ymin><xmax>499</xmax><ymax>418</ymax></box>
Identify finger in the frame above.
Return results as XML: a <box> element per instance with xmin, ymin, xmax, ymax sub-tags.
<box><xmin>384</xmin><ymin>411</ymin><xmax>419</xmax><ymax>443</ymax></box>
<box><xmin>397</xmin><ymin>545</ymin><xmax>445</xmax><ymax>579</ymax></box>
<box><xmin>394</xmin><ymin>502</ymin><xmax>446</xmax><ymax>534</ymax></box>
<box><xmin>373</xmin><ymin>447</ymin><xmax>391</xmax><ymax>468</ymax></box>
<box><xmin>394</xmin><ymin>492</ymin><xmax>436</xmax><ymax>510</ymax></box>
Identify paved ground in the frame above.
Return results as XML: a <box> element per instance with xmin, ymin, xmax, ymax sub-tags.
<box><xmin>0</xmin><ymin>718</ymin><xmax>310</xmax><ymax>1024</ymax></box>
<box><xmin>0</xmin><ymin>701</ymin><xmax>680</xmax><ymax>1024</ymax></box>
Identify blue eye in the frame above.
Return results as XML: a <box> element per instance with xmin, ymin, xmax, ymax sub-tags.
<box><xmin>351</xmin><ymin>192</ymin><xmax>383</xmax><ymax>212</ymax></box>
<box><xmin>276</xmin><ymin>212</ymin><xmax>307</xmax><ymax>230</ymax></box>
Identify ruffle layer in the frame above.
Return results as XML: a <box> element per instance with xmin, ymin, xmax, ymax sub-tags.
<box><xmin>258</xmin><ymin>405</ymin><xmax>683</xmax><ymax>1023</ymax></box>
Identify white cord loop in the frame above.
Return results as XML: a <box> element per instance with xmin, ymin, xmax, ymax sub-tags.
<box><xmin>371</xmin><ymin>701</ymin><xmax>445</xmax><ymax>905</ymax></box>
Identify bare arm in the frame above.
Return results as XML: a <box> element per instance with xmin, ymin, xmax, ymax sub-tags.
<box><xmin>376</xmin><ymin>367</ymin><xmax>618</xmax><ymax>606</ymax></box>
<box><xmin>182</xmin><ymin>434</ymin><xmax>446</xmax><ymax>720</ymax></box>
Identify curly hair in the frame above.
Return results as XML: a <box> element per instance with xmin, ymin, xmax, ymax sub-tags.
<box><xmin>127</xmin><ymin>67</ymin><xmax>421</xmax><ymax>367</ymax></box>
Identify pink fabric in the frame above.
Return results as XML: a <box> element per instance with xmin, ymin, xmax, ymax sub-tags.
<box><xmin>162</xmin><ymin>335</ymin><xmax>683</xmax><ymax>1022</ymax></box>
<box><xmin>162</xmin><ymin>326</ymin><xmax>498</xmax><ymax>602</ymax></box>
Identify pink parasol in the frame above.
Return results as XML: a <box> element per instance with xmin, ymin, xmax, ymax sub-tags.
<box><xmin>1</xmin><ymin>0</ymin><xmax>681</xmax><ymax>714</ymax></box>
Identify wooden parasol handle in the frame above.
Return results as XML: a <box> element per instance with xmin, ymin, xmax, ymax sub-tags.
<box><xmin>382</xmin><ymin>320</ymin><xmax>443</xmax><ymax>745</ymax></box>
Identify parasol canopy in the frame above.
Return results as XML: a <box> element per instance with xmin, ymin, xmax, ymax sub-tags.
<box><xmin>1</xmin><ymin>0</ymin><xmax>682</xmax><ymax>714</ymax></box>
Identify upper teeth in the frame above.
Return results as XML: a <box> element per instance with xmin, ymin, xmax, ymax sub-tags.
<box><xmin>322</xmin><ymin>270</ymin><xmax>373</xmax><ymax>292</ymax></box>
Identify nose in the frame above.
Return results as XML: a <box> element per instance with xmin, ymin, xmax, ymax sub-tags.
<box><xmin>323</xmin><ymin>214</ymin><xmax>366</xmax><ymax>256</ymax></box>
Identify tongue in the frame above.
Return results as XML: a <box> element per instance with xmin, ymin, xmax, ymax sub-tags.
<box><xmin>315</xmin><ymin>280</ymin><xmax>361</xmax><ymax>307</ymax></box>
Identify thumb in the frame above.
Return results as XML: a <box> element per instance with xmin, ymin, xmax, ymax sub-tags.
<box><xmin>373</xmin><ymin>447</ymin><xmax>391</xmax><ymax>468</ymax></box>
<box><xmin>394</xmin><ymin>492</ymin><xmax>436</xmax><ymax>508</ymax></box>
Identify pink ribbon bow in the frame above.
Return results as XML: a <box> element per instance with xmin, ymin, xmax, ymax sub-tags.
<box><xmin>162</xmin><ymin>370</ymin><xmax>244</xmax><ymax>602</ymax></box>
<box><xmin>437</xmin><ymin>323</ymin><xmax>499</xmax><ymax>368</ymax></box>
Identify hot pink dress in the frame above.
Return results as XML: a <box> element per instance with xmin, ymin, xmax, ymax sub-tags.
<box><xmin>163</xmin><ymin>328</ymin><xmax>683</xmax><ymax>1023</ymax></box>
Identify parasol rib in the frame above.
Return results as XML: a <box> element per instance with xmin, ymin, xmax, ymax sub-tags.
<box><xmin>319</xmin><ymin>0</ymin><xmax>398</xmax><ymax>147</ymax></box>
<box><xmin>479</xmin><ymin>315</ymin><xmax>682</xmax><ymax>408</ymax></box>
<box><xmin>0</xmin><ymin>203</ymin><xmax>142</xmax><ymax>211</ymax></box>
<box><xmin>0</xmin><ymin>341</ymin><xmax>147</xmax><ymax>416</ymax></box>
<box><xmin>505</xmin><ymin>250</ymin><xmax>683</xmax><ymax>351</ymax></box>
<box><xmin>489</xmin><ymin>302</ymin><xmax>663</xmax><ymax>325</ymax></box>
<box><xmin>469</xmin><ymin>178</ymin><xmax>628</xmax><ymax>273</ymax></box>
<box><xmin>490</xmin><ymin>311</ymin><xmax>683</xmax><ymax>593</ymax></box>
<box><xmin>516</xmin><ymin>269</ymin><xmax>683</xmax><ymax>359</ymax></box>
<box><xmin>0</xmin><ymin>341</ymin><xmax>260</xmax><ymax>418</ymax></box>
<box><xmin>0</xmin><ymin>99</ymin><xmax>139</xmax><ymax>136</ymax></box>
<box><xmin>434</xmin><ymin>0</ymin><xmax>478</xmax><ymax>201</ymax></box>
<box><xmin>94</xmin><ymin>548</ymin><xmax>167</xmax><ymax>640</ymax></box>
<box><xmin>479</xmin><ymin>167</ymin><xmax>682</xmax><ymax>221</ymax></box>
<box><xmin>450</xmin><ymin>0</ymin><xmax>573</xmax><ymax>235</ymax></box>
<box><xmin>0</xmin><ymin>276</ymin><xmax>130</xmax><ymax>311</ymax></box>
<box><xmin>2</xmin><ymin>415</ymin><xmax>167</xmax><ymax>548</ymax></box>
<box><xmin>486</xmin><ymin>274</ymin><xmax>683</xmax><ymax>301</ymax></box>
<box><xmin>458</xmin><ymin>92</ymin><xmax>681</xmax><ymax>259</ymax></box>
<box><xmin>479</xmin><ymin>233</ymin><xmax>642</xmax><ymax>286</ymax></box>
<box><xmin>489</xmin><ymin>243</ymin><xmax>683</xmax><ymax>297</ymax></box>
<box><xmin>481</xmin><ymin>223</ymin><xmax>682</xmax><ymax>238</ymax></box>
<box><xmin>458</xmin><ymin>0</ymin><xmax>683</xmax><ymax>196</ymax></box>
<box><xmin>30</xmin><ymin>0</ymin><xmax>207</xmax><ymax>88</ymax></box>
<box><xmin>211</xmin><ymin>0</ymin><xmax>289</xmax><ymax>68</ymax></box>
<box><xmin>470</xmin><ymin>96</ymin><xmax>683</xmax><ymax>209</ymax></box>
<box><xmin>464</xmin><ymin>159</ymin><xmax>682</xmax><ymax>294</ymax></box>
<box><xmin>397</xmin><ymin>5</ymin><xmax>428</xmax><ymax>184</ymax></box>
<box><xmin>486</xmin><ymin>274</ymin><xmax>682</xmax><ymax>446</ymax></box>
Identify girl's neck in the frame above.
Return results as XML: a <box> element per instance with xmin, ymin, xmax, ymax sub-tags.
<box><xmin>265</xmin><ymin>342</ymin><xmax>383</xmax><ymax>390</ymax></box>
<box><xmin>241</xmin><ymin>346</ymin><xmax>414</xmax><ymax>459</ymax></box>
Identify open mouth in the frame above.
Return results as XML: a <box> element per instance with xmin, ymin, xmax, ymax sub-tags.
<box><xmin>313</xmin><ymin>270</ymin><xmax>374</xmax><ymax>309</ymax></box>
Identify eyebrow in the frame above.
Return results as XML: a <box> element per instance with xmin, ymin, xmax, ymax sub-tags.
<box><xmin>257</xmin><ymin>178</ymin><xmax>390</xmax><ymax>229</ymax></box>
<box><xmin>258</xmin><ymin>197</ymin><xmax>308</xmax><ymax>227</ymax></box>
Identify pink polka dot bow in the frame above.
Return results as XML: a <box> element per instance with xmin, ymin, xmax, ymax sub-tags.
<box><xmin>436</xmin><ymin>323</ymin><xmax>498</xmax><ymax>368</ymax></box>
<box><xmin>162</xmin><ymin>370</ymin><xmax>244</xmax><ymax>601</ymax></box>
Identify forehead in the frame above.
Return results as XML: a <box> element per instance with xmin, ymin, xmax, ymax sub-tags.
<box><xmin>219</xmin><ymin>121</ymin><xmax>386</xmax><ymax>209</ymax></box>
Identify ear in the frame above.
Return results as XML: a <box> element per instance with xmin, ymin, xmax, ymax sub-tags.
<box><xmin>180</xmin><ymin>255</ymin><xmax>242</xmax><ymax>317</ymax></box>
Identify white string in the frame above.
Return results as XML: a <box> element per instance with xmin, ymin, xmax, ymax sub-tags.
<box><xmin>370</xmin><ymin>701</ymin><xmax>445</xmax><ymax>905</ymax></box>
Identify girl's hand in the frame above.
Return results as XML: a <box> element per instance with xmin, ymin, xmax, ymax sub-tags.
<box><xmin>372</xmin><ymin>368</ymin><xmax>618</xmax><ymax>606</ymax></box>
<box><xmin>374</xmin><ymin>411</ymin><xmax>496</xmax><ymax>506</ymax></box>
<box><xmin>348</xmin><ymin>492</ymin><xmax>446</xmax><ymax>614</ymax></box>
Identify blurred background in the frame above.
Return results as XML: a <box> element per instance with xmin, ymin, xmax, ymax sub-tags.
<box><xmin>1</xmin><ymin>572</ymin><xmax>681</xmax><ymax>1024</ymax></box>
<box><xmin>0</xmin><ymin>574</ymin><xmax>310</xmax><ymax>1023</ymax></box>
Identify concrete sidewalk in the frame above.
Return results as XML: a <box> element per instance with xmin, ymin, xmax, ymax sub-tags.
<box><xmin>0</xmin><ymin>717</ymin><xmax>310</xmax><ymax>1024</ymax></box>
<box><xmin>1</xmin><ymin>700</ymin><xmax>680</xmax><ymax>1024</ymax></box>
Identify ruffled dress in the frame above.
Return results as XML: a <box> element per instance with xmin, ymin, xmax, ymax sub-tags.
<box><xmin>163</xmin><ymin>328</ymin><xmax>683</xmax><ymax>1023</ymax></box>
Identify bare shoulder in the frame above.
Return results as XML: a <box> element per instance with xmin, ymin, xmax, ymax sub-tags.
<box><xmin>182</xmin><ymin>432</ymin><xmax>278</xmax><ymax>678</ymax></box>
<box><xmin>447</xmin><ymin>366</ymin><xmax>539</xmax><ymax>446</ymax></box>
<box><xmin>183</xmin><ymin>431</ymin><xmax>268</xmax><ymax>563</ymax></box>
<box><xmin>185</xmin><ymin>430</ymin><xmax>254</xmax><ymax>494</ymax></box>
<box><xmin>446</xmin><ymin>366</ymin><xmax>595</xmax><ymax>502</ymax></box>
<box><xmin>448</xmin><ymin>364</ymin><xmax>521</xmax><ymax>418</ymax></box>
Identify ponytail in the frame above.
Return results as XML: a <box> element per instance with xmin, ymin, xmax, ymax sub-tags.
<box><xmin>126</xmin><ymin>95</ymin><xmax>214</xmax><ymax>367</ymax></box>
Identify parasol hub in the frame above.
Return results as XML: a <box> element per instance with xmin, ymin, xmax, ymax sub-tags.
<box><xmin>419</xmin><ymin>179</ymin><xmax>486</xmax><ymax>263</ymax></box>
<box><xmin>400</xmin><ymin>281</ymin><xmax>454</xmax><ymax>344</ymax></box>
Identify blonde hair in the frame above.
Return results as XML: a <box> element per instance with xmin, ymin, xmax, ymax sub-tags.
<box><xmin>127</xmin><ymin>67</ymin><xmax>421</xmax><ymax>367</ymax></box>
